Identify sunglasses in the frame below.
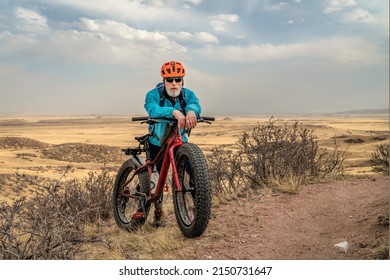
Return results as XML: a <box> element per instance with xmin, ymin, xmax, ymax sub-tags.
<box><xmin>165</xmin><ymin>77</ymin><xmax>183</xmax><ymax>83</ymax></box>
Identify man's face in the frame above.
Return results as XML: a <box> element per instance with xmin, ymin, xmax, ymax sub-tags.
<box><xmin>164</xmin><ymin>77</ymin><xmax>183</xmax><ymax>97</ymax></box>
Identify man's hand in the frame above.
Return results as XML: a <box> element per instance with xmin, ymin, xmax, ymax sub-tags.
<box><xmin>185</xmin><ymin>110</ymin><xmax>197</xmax><ymax>129</ymax></box>
<box><xmin>173</xmin><ymin>110</ymin><xmax>197</xmax><ymax>129</ymax></box>
<box><xmin>173</xmin><ymin>110</ymin><xmax>186</xmax><ymax>129</ymax></box>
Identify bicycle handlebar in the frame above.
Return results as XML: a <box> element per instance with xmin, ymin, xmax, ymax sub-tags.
<box><xmin>200</xmin><ymin>116</ymin><xmax>216</xmax><ymax>122</ymax></box>
<box><xmin>132</xmin><ymin>116</ymin><xmax>150</xmax><ymax>122</ymax></box>
<box><xmin>132</xmin><ymin>116</ymin><xmax>215</xmax><ymax>122</ymax></box>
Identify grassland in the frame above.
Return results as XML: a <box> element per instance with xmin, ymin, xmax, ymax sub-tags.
<box><xmin>1</xmin><ymin>113</ymin><xmax>388</xmax><ymax>202</ymax></box>
<box><xmin>0</xmin><ymin>114</ymin><xmax>388</xmax><ymax>183</ymax></box>
<box><xmin>0</xmin><ymin>114</ymin><xmax>388</xmax><ymax>260</ymax></box>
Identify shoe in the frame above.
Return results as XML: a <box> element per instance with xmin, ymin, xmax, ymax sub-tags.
<box><xmin>152</xmin><ymin>202</ymin><xmax>166</xmax><ymax>227</ymax></box>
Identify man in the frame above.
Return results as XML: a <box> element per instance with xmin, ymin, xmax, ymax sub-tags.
<box><xmin>144</xmin><ymin>60</ymin><xmax>202</xmax><ymax>227</ymax></box>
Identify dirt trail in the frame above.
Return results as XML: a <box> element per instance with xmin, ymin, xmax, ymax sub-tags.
<box><xmin>177</xmin><ymin>177</ymin><xmax>389</xmax><ymax>260</ymax></box>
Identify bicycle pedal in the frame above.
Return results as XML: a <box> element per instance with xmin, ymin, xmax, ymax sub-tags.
<box><xmin>131</xmin><ymin>211</ymin><xmax>145</xmax><ymax>220</ymax></box>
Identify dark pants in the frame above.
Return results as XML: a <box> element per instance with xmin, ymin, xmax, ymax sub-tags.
<box><xmin>148</xmin><ymin>142</ymin><xmax>163</xmax><ymax>172</ymax></box>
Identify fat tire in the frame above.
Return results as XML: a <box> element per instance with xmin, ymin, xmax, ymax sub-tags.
<box><xmin>173</xmin><ymin>143</ymin><xmax>212</xmax><ymax>238</ymax></box>
<box><xmin>112</xmin><ymin>159</ymin><xmax>150</xmax><ymax>231</ymax></box>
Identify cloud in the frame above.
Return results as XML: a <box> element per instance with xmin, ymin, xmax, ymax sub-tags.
<box><xmin>80</xmin><ymin>18</ymin><xmax>167</xmax><ymax>43</ymax></box>
<box><xmin>0</xmin><ymin>0</ymin><xmax>387</xmax><ymax>116</ymax></box>
<box><xmin>79</xmin><ymin>17</ymin><xmax>219</xmax><ymax>47</ymax></box>
<box><xmin>199</xmin><ymin>37</ymin><xmax>386</xmax><ymax>65</ymax></box>
<box><xmin>185</xmin><ymin>0</ymin><xmax>202</xmax><ymax>5</ymax></box>
<box><xmin>36</xmin><ymin>0</ymin><xmax>186</xmax><ymax>24</ymax></box>
<box><xmin>0</xmin><ymin>18</ymin><xmax>189</xmax><ymax>64</ymax></box>
<box><xmin>193</xmin><ymin>32</ymin><xmax>219</xmax><ymax>43</ymax></box>
<box><xmin>163</xmin><ymin>31</ymin><xmax>219</xmax><ymax>43</ymax></box>
<box><xmin>50</xmin><ymin>18</ymin><xmax>188</xmax><ymax>63</ymax></box>
<box><xmin>264</xmin><ymin>2</ymin><xmax>288</xmax><ymax>11</ymax></box>
<box><xmin>0</xmin><ymin>31</ymin><xmax>39</xmax><ymax>55</ymax></box>
<box><xmin>341</xmin><ymin>7</ymin><xmax>389</xmax><ymax>33</ymax></box>
<box><xmin>343</xmin><ymin>8</ymin><xmax>374</xmax><ymax>23</ymax></box>
<box><xmin>143</xmin><ymin>0</ymin><xmax>202</xmax><ymax>7</ymax></box>
<box><xmin>324</xmin><ymin>0</ymin><xmax>356</xmax><ymax>13</ymax></box>
<box><xmin>15</xmin><ymin>7</ymin><xmax>49</xmax><ymax>33</ymax></box>
<box><xmin>1</xmin><ymin>17</ymin><xmax>219</xmax><ymax>65</ymax></box>
<box><xmin>344</xmin><ymin>9</ymin><xmax>377</xmax><ymax>23</ymax></box>
<box><xmin>210</xmin><ymin>14</ymin><xmax>239</xmax><ymax>32</ymax></box>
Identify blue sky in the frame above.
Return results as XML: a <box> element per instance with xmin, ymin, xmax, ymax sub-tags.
<box><xmin>0</xmin><ymin>0</ymin><xmax>388</xmax><ymax>116</ymax></box>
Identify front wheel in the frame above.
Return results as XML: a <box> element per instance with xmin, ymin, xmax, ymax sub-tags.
<box><xmin>112</xmin><ymin>159</ymin><xmax>150</xmax><ymax>231</ymax></box>
<box><xmin>173</xmin><ymin>143</ymin><xmax>212</xmax><ymax>238</ymax></box>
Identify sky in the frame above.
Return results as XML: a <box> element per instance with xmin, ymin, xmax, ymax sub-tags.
<box><xmin>0</xmin><ymin>0</ymin><xmax>388</xmax><ymax>116</ymax></box>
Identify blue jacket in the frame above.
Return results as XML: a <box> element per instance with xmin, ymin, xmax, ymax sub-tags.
<box><xmin>144</xmin><ymin>86</ymin><xmax>202</xmax><ymax>146</ymax></box>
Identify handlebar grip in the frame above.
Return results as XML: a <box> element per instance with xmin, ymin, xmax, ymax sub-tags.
<box><xmin>132</xmin><ymin>116</ymin><xmax>149</xmax><ymax>122</ymax></box>
<box><xmin>201</xmin><ymin>116</ymin><xmax>215</xmax><ymax>121</ymax></box>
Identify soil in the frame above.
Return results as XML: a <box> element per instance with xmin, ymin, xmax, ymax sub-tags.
<box><xmin>176</xmin><ymin>176</ymin><xmax>389</xmax><ymax>260</ymax></box>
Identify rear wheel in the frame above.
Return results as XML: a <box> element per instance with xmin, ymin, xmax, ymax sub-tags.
<box><xmin>112</xmin><ymin>159</ymin><xmax>150</xmax><ymax>231</ymax></box>
<box><xmin>173</xmin><ymin>143</ymin><xmax>212</xmax><ymax>238</ymax></box>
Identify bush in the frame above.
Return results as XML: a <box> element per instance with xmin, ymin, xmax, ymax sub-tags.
<box><xmin>63</xmin><ymin>170</ymin><xmax>113</xmax><ymax>223</ymax></box>
<box><xmin>207</xmin><ymin>118</ymin><xmax>348</xmax><ymax>197</ymax></box>
<box><xmin>0</xmin><ymin>167</ymin><xmax>113</xmax><ymax>259</ymax></box>
<box><xmin>207</xmin><ymin>146</ymin><xmax>247</xmax><ymax>199</ymax></box>
<box><xmin>370</xmin><ymin>144</ymin><xmax>389</xmax><ymax>175</ymax></box>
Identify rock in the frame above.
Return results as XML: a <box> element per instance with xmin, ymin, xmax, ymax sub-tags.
<box><xmin>359</xmin><ymin>243</ymin><xmax>367</xmax><ymax>248</ymax></box>
<box><xmin>334</xmin><ymin>241</ymin><xmax>349</xmax><ymax>253</ymax></box>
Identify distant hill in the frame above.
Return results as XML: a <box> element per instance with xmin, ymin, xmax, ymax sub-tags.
<box><xmin>333</xmin><ymin>108</ymin><xmax>389</xmax><ymax>115</ymax></box>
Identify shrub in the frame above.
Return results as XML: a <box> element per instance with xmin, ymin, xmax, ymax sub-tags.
<box><xmin>63</xmin><ymin>169</ymin><xmax>113</xmax><ymax>223</ymax></box>
<box><xmin>207</xmin><ymin>146</ymin><xmax>247</xmax><ymax>199</ymax></box>
<box><xmin>207</xmin><ymin>118</ymin><xmax>348</xmax><ymax>197</ymax></box>
<box><xmin>370</xmin><ymin>144</ymin><xmax>389</xmax><ymax>175</ymax></box>
<box><xmin>0</xmin><ymin>167</ymin><xmax>113</xmax><ymax>259</ymax></box>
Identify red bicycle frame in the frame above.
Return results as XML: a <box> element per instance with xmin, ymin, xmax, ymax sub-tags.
<box><xmin>120</xmin><ymin>116</ymin><xmax>214</xmax><ymax>208</ymax></box>
<box><xmin>147</xmin><ymin>127</ymin><xmax>184</xmax><ymax>201</ymax></box>
<box><xmin>121</xmin><ymin>121</ymin><xmax>186</xmax><ymax>205</ymax></box>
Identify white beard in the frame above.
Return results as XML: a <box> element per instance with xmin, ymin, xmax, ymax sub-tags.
<box><xmin>166</xmin><ymin>86</ymin><xmax>182</xmax><ymax>98</ymax></box>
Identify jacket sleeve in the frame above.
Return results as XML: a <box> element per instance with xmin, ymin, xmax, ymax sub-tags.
<box><xmin>144</xmin><ymin>88</ymin><xmax>176</xmax><ymax>118</ymax></box>
<box><xmin>184</xmin><ymin>89</ymin><xmax>202</xmax><ymax>117</ymax></box>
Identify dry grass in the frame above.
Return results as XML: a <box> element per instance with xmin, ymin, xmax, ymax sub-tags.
<box><xmin>0</xmin><ymin>114</ymin><xmax>388</xmax><ymax>259</ymax></box>
<box><xmin>0</xmin><ymin>114</ymin><xmax>388</xmax><ymax>195</ymax></box>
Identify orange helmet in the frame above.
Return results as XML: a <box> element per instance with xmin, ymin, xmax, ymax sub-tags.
<box><xmin>160</xmin><ymin>61</ymin><xmax>185</xmax><ymax>78</ymax></box>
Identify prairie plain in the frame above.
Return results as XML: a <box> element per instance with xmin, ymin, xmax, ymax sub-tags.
<box><xmin>0</xmin><ymin>114</ymin><xmax>388</xmax><ymax>183</ymax></box>
<box><xmin>0</xmin><ymin>114</ymin><xmax>388</xmax><ymax>260</ymax></box>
